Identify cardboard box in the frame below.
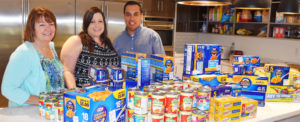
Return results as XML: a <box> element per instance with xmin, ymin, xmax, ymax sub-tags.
<box><xmin>121</xmin><ymin>52</ymin><xmax>146</xmax><ymax>81</ymax></box>
<box><xmin>266</xmin><ymin>85</ymin><xmax>295</xmax><ymax>102</ymax></box>
<box><xmin>64</xmin><ymin>86</ymin><xmax>126</xmax><ymax>122</ymax></box>
<box><xmin>232</xmin><ymin>75</ymin><xmax>268</xmax><ymax>92</ymax></box>
<box><xmin>241</xmin><ymin>97</ymin><xmax>258</xmax><ymax>120</ymax></box>
<box><xmin>190</xmin><ymin>74</ymin><xmax>227</xmax><ymax>88</ymax></box>
<box><xmin>150</xmin><ymin>54</ymin><xmax>174</xmax><ymax>83</ymax></box>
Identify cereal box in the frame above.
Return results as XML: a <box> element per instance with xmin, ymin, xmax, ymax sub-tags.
<box><xmin>190</xmin><ymin>74</ymin><xmax>227</xmax><ymax>88</ymax></box>
<box><xmin>64</xmin><ymin>86</ymin><xmax>126</xmax><ymax>122</ymax></box>
<box><xmin>150</xmin><ymin>54</ymin><xmax>174</xmax><ymax>83</ymax></box>
<box><xmin>183</xmin><ymin>44</ymin><xmax>221</xmax><ymax>77</ymax></box>
<box><xmin>121</xmin><ymin>52</ymin><xmax>147</xmax><ymax>81</ymax></box>
<box><xmin>241</xmin><ymin>97</ymin><xmax>258</xmax><ymax>120</ymax></box>
<box><xmin>266</xmin><ymin>85</ymin><xmax>295</xmax><ymax>102</ymax></box>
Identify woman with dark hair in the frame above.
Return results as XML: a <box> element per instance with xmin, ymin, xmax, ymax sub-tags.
<box><xmin>1</xmin><ymin>8</ymin><xmax>64</xmax><ymax>107</ymax></box>
<box><xmin>61</xmin><ymin>7</ymin><xmax>119</xmax><ymax>88</ymax></box>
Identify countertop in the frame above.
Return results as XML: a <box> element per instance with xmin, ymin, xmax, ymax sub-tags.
<box><xmin>1</xmin><ymin>102</ymin><xmax>300</xmax><ymax>122</ymax></box>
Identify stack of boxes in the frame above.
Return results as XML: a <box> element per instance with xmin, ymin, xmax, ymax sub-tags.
<box><xmin>210</xmin><ymin>96</ymin><xmax>241</xmax><ymax>122</ymax></box>
<box><xmin>183</xmin><ymin>44</ymin><xmax>222</xmax><ymax>80</ymax></box>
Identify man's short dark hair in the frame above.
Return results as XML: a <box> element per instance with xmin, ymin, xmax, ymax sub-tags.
<box><xmin>123</xmin><ymin>1</ymin><xmax>143</xmax><ymax>14</ymax></box>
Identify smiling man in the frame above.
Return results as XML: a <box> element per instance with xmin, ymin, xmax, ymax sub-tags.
<box><xmin>113</xmin><ymin>1</ymin><xmax>165</xmax><ymax>56</ymax></box>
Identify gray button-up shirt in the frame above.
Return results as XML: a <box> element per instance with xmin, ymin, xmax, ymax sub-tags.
<box><xmin>113</xmin><ymin>26</ymin><xmax>165</xmax><ymax>56</ymax></box>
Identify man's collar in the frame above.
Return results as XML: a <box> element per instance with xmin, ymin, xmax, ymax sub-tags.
<box><xmin>126</xmin><ymin>25</ymin><xmax>142</xmax><ymax>37</ymax></box>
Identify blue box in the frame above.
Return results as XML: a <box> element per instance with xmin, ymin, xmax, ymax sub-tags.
<box><xmin>150</xmin><ymin>54</ymin><xmax>174</xmax><ymax>83</ymax></box>
<box><xmin>121</xmin><ymin>52</ymin><xmax>146</xmax><ymax>81</ymax></box>
<box><xmin>137</xmin><ymin>58</ymin><xmax>150</xmax><ymax>88</ymax></box>
<box><xmin>183</xmin><ymin>44</ymin><xmax>221</xmax><ymax>76</ymax></box>
<box><xmin>64</xmin><ymin>86</ymin><xmax>126</xmax><ymax>122</ymax></box>
<box><xmin>191</xmin><ymin>74</ymin><xmax>227</xmax><ymax>88</ymax></box>
<box><xmin>232</xmin><ymin>75</ymin><xmax>268</xmax><ymax>92</ymax></box>
<box><xmin>241</xmin><ymin>91</ymin><xmax>266</xmax><ymax>107</ymax></box>
<box><xmin>233</xmin><ymin>56</ymin><xmax>260</xmax><ymax>66</ymax></box>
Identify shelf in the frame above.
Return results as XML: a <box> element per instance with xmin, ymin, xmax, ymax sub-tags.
<box><xmin>270</xmin><ymin>23</ymin><xmax>300</xmax><ymax>26</ymax></box>
<box><xmin>236</xmin><ymin>22</ymin><xmax>268</xmax><ymax>24</ymax></box>
<box><xmin>190</xmin><ymin>21</ymin><xmax>206</xmax><ymax>23</ymax></box>
<box><xmin>208</xmin><ymin>21</ymin><xmax>234</xmax><ymax>24</ymax></box>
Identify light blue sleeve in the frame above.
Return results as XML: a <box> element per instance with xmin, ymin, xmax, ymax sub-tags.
<box><xmin>1</xmin><ymin>49</ymin><xmax>31</xmax><ymax>105</ymax></box>
<box><xmin>152</xmin><ymin>32</ymin><xmax>165</xmax><ymax>55</ymax></box>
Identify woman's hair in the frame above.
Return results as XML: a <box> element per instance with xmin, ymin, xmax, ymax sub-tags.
<box><xmin>23</xmin><ymin>8</ymin><xmax>57</xmax><ymax>42</ymax></box>
<box><xmin>79</xmin><ymin>7</ymin><xmax>115</xmax><ymax>52</ymax></box>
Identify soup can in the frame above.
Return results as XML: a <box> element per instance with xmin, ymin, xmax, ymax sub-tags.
<box><xmin>151</xmin><ymin>91</ymin><xmax>165</xmax><ymax>114</ymax></box>
<box><xmin>45</xmin><ymin>98</ymin><xmax>58</xmax><ymax>120</ymax></box>
<box><xmin>127</xmin><ymin>109</ymin><xmax>134</xmax><ymax>122</ymax></box>
<box><xmin>151</xmin><ymin>82</ymin><xmax>163</xmax><ymax>90</ymax></box>
<box><xmin>134</xmin><ymin>91</ymin><xmax>148</xmax><ymax>114</ymax></box>
<box><xmin>54</xmin><ymin>103</ymin><xmax>64</xmax><ymax>122</ymax></box>
<box><xmin>152</xmin><ymin>114</ymin><xmax>164</xmax><ymax>122</ymax></box>
<box><xmin>180</xmin><ymin>89</ymin><xmax>193</xmax><ymax>111</ymax></box>
<box><xmin>127</xmin><ymin>87</ymin><xmax>140</xmax><ymax>109</ymax></box>
<box><xmin>134</xmin><ymin>114</ymin><xmax>148</xmax><ymax>122</ymax></box>
<box><xmin>39</xmin><ymin>96</ymin><xmax>48</xmax><ymax>117</ymax></box>
<box><xmin>164</xmin><ymin>113</ymin><xmax>178</xmax><ymax>122</ymax></box>
<box><xmin>173</xmin><ymin>81</ymin><xmax>183</xmax><ymax>89</ymax></box>
<box><xmin>197</xmin><ymin>87</ymin><xmax>211</xmax><ymax>111</ymax></box>
<box><xmin>163</xmin><ymin>82</ymin><xmax>174</xmax><ymax>89</ymax></box>
<box><xmin>144</xmin><ymin>88</ymin><xmax>156</xmax><ymax>111</ymax></box>
<box><xmin>165</xmin><ymin>91</ymin><xmax>179</xmax><ymax>113</ymax></box>
<box><xmin>180</xmin><ymin>111</ymin><xmax>192</xmax><ymax>122</ymax></box>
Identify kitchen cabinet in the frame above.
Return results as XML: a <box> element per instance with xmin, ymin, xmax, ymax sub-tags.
<box><xmin>144</xmin><ymin>0</ymin><xmax>175</xmax><ymax>18</ymax></box>
<box><xmin>176</xmin><ymin>0</ymin><xmax>300</xmax><ymax>40</ymax></box>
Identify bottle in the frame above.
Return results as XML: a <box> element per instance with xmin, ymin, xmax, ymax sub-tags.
<box><xmin>254</xmin><ymin>11</ymin><xmax>262</xmax><ymax>22</ymax></box>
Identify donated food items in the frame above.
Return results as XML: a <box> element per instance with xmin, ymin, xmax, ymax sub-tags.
<box><xmin>64</xmin><ymin>85</ymin><xmax>126</xmax><ymax>122</ymax></box>
<box><xmin>264</xmin><ymin>64</ymin><xmax>290</xmax><ymax>86</ymax></box>
<box><xmin>88</xmin><ymin>65</ymin><xmax>125</xmax><ymax>89</ymax></box>
<box><xmin>183</xmin><ymin>44</ymin><xmax>222</xmax><ymax>78</ymax></box>
<box><xmin>150</xmin><ymin>54</ymin><xmax>174</xmax><ymax>83</ymax></box>
<box><xmin>121</xmin><ymin>52</ymin><xmax>146</xmax><ymax>81</ymax></box>
<box><xmin>232</xmin><ymin>56</ymin><xmax>260</xmax><ymax>75</ymax></box>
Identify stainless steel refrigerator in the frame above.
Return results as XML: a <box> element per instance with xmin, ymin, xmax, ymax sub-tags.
<box><xmin>0</xmin><ymin>0</ymin><xmax>128</xmax><ymax>107</ymax></box>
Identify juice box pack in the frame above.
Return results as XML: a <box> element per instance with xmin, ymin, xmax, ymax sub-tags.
<box><xmin>190</xmin><ymin>74</ymin><xmax>227</xmax><ymax>88</ymax></box>
<box><xmin>266</xmin><ymin>85</ymin><xmax>295</xmax><ymax>102</ymax></box>
<box><xmin>150</xmin><ymin>54</ymin><xmax>174</xmax><ymax>83</ymax></box>
<box><xmin>264</xmin><ymin>64</ymin><xmax>290</xmax><ymax>86</ymax></box>
<box><xmin>121</xmin><ymin>52</ymin><xmax>147</xmax><ymax>81</ymax></box>
<box><xmin>183</xmin><ymin>44</ymin><xmax>221</xmax><ymax>78</ymax></box>
<box><xmin>64</xmin><ymin>86</ymin><xmax>126</xmax><ymax>122</ymax></box>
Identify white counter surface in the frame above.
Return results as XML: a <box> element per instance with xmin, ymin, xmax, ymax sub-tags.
<box><xmin>0</xmin><ymin>102</ymin><xmax>299</xmax><ymax>122</ymax></box>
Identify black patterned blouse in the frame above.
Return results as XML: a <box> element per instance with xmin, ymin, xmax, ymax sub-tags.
<box><xmin>74</xmin><ymin>41</ymin><xmax>119</xmax><ymax>87</ymax></box>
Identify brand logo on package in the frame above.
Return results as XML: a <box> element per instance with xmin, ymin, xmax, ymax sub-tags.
<box><xmin>240</xmin><ymin>78</ymin><xmax>252</xmax><ymax>88</ymax></box>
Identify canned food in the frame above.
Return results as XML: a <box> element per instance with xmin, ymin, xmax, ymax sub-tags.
<box><xmin>39</xmin><ymin>96</ymin><xmax>47</xmax><ymax>117</ymax></box>
<box><xmin>191</xmin><ymin>82</ymin><xmax>202</xmax><ymax>90</ymax></box>
<box><xmin>134</xmin><ymin>114</ymin><xmax>148</xmax><ymax>122</ymax></box>
<box><xmin>180</xmin><ymin>111</ymin><xmax>192</xmax><ymax>122</ymax></box>
<box><xmin>180</xmin><ymin>89</ymin><xmax>193</xmax><ymax>111</ymax></box>
<box><xmin>174</xmin><ymin>81</ymin><xmax>183</xmax><ymax>89</ymax></box>
<box><xmin>192</xmin><ymin>110</ymin><xmax>207</xmax><ymax>122</ymax></box>
<box><xmin>39</xmin><ymin>92</ymin><xmax>49</xmax><ymax>98</ymax></box>
<box><xmin>45</xmin><ymin>98</ymin><xmax>58</xmax><ymax>120</ymax></box>
<box><xmin>191</xmin><ymin>87</ymin><xmax>199</xmax><ymax>109</ymax></box>
<box><xmin>134</xmin><ymin>91</ymin><xmax>148</xmax><ymax>114</ymax></box>
<box><xmin>151</xmin><ymin>91</ymin><xmax>165</xmax><ymax>114</ymax></box>
<box><xmin>159</xmin><ymin>87</ymin><xmax>173</xmax><ymax>93</ymax></box>
<box><xmin>152</xmin><ymin>114</ymin><xmax>164</xmax><ymax>122</ymax></box>
<box><xmin>174</xmin><ymin>87</ymin><xmax>183</xmax><ymax>94</ymax></box>
<box><xmin>197</xmin><ymin>87</ymin><xmax>211</xmax><ymax>111</ymax></box>
<box><xmin>127</xmin><ymin>87</ymin><xmax>140</xmax><ymax>109</ymax></box>
<box><xmin>163</xmin><ymin>82</ymin><xmax>174</xmax><ymax>88</ymax></box>
<box><xmin>165</xmin><ymin>91</ymin><xmax>179</xmax><ymax>113</ymax></box>
<box><xmin>164</xmin><ymin>113</ymin><xmax>178</xmax><ymax>122</ymax></box>
<box><xmin>151</xmin><ymin>82</ymin><xmax>163</xmax><ymax>90</ymax></box>
<box><xmin>57</xmin><ymin>96</ymin><xmax>63</xmax><ymax>104</ymax></box>
<box><xmin>127</xmin><ymin>109</ymin><xmax>134</xmax><ymax>122</ymax></box>
<box><xmin>145</xmin><ymin>88</ymin><xmax>156</xmax><ymax>111</ymax></box>
<box><xmin>143</xmin><ymin>85</ymin><xmax>156</xmax><ymax>91</ymax></box>
<box><xmin>54</xmin><ymin>103</ymin><xmax>64</xmax><ymax>122</ymax></box>
<box><xmin>183</xmin><ymin>80</ymin><xmax>193</xmax><ymax>90</ymax></box>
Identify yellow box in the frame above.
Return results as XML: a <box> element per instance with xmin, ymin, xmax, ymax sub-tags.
<box><xmin>241</xmin><ymin>97</ymin><xmax>258</xmax><ymax>120</ymax></box>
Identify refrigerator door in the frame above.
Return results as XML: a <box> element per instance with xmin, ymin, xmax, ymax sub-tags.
<box><xmin>75</xmin><ymin>0</ymin><xmax>105</xmax><ymax>34</ymax></box>
<box><xmin>28</xmin><ymin>0</ymin><xmax>75</xmax><ymax>54</ymax></box>
<box><xmin>105</xmin><ymin>1</ymin><xmax>126</xmax><ymax>42</ymax></box>
<box><xmin>0</xmin><ymin>0</ymin><xmax>23</xmax><ymax>107</ymax></box>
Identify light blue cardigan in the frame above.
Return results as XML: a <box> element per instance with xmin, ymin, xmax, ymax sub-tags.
<box><xmin>1</xmin><ymin>41</ymin><xmax>57</xmax><ymax>107</ymax></box>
